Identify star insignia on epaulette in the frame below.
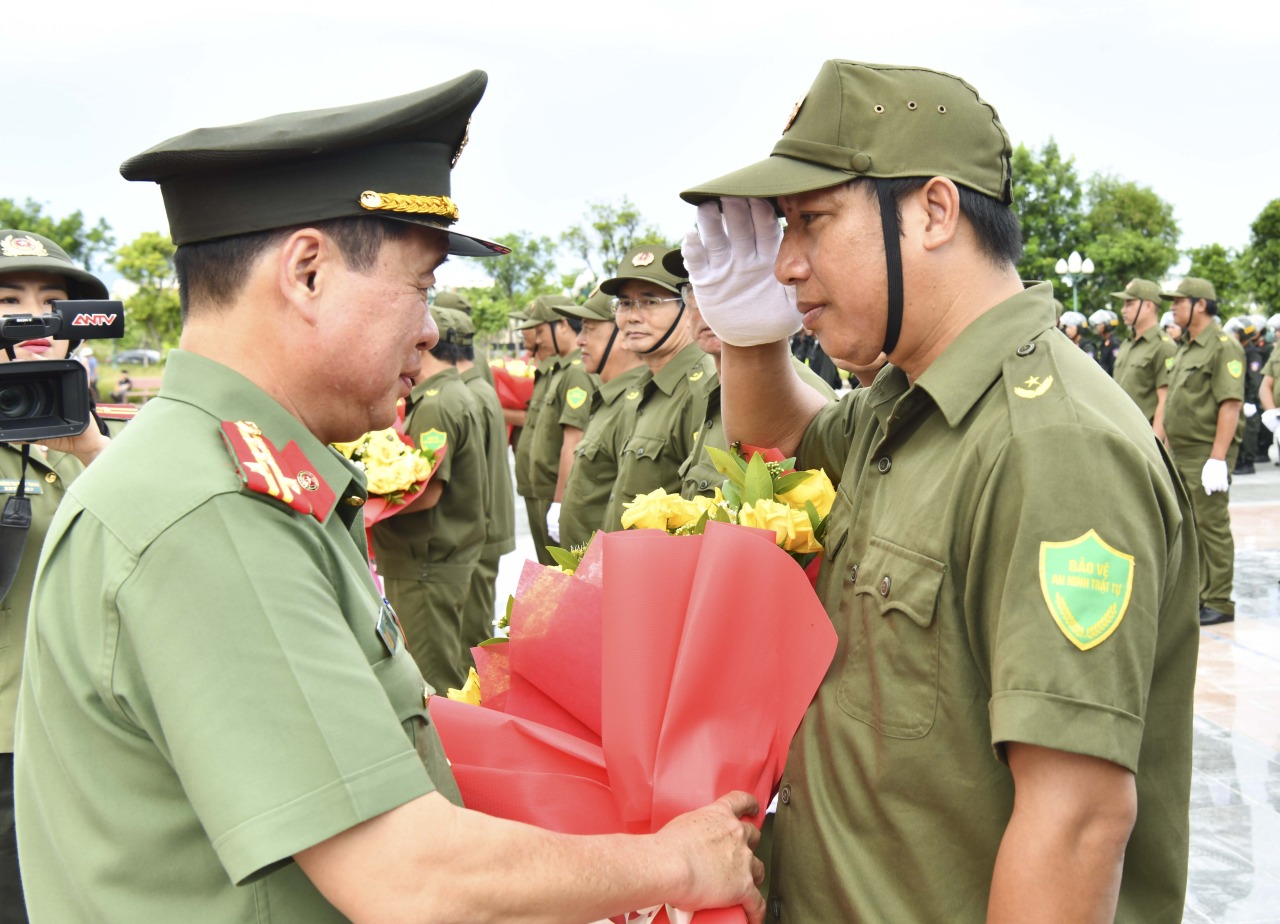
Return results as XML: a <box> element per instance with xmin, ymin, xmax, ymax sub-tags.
<box><xmin>1013</xmin><ymin>374</ymin><xmax>1054</xmax><ymax>399</ymax></box>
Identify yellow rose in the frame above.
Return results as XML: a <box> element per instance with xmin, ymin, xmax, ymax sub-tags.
<box><xmin>447</xmin><ymin>667</ymin><xmax>482</xmax><ymax>706</ymax></box>
<box><xmin>779</xmin><ymin>468</ymin><xmax>836</xmax><ymax>519</ymax></box>
<box><xmin>411</xmin><ymin>449</ymin><xmax>435</xmax><ymax>481</ymax></box>
<box><xmin>785</xmin><ymin>506</ymin><xmax>823</xmax><ymax>554</ymax></box>
<box><xmin>363</xmin><ymin>429</ymin><xmax>408</xmax><ymax>467</ymax></box>
<box><xmin>621</xmin><ymin>488</ymin><xmax>675</xmax><ymax>531</ymax></box>
<box><xmin>366</xmin><ymin>455</ymin><xmax>418</xmax><ymax>496</ymax></box>
<box><xmin>737</xmin><ymin>498</ymin><xmax>794</xmax><ymax>546</ymax></box>
<box><xmin>664</xmin><ymin>495</ymin><xmax>704</xmax><ymax>529</ymax></box>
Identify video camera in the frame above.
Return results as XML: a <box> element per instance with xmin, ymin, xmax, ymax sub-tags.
<box><xmin>0</xmin><ymin>299</ymin><xmax>125</xmax><ymax>443</ymax></box>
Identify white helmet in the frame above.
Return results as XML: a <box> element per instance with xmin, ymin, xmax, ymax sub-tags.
<box><xmin>1059</xmin><ymin>310</ymin><xmax>1088</xmax><ymax>329</ymax></box>
<box><xmin>1088</xmin><ymin>308</ymin><xmax>1118</xmax><ymax>329</ymax></box>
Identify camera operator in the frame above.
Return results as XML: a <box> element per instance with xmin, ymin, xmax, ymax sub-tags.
<box><xmin>0</xmin><ymin>229</ymin><xmax>113</xmax><ymax>923</ymax></box>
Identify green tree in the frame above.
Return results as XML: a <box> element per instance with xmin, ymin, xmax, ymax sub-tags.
<box><xmin>0</xmin><ymin>198</ymin><xmax>115</xmax><ymax>271</ymax></box>
<box><xmin>1011</xmin><ymin>139</ymin><xmax>1089</xmax><ymax>290</ymax></box>
<box><xmin>477</xmin><ymin>230</ymin><xmax>558</xmax><ymax>326</ymax></box>
<box><xmin>1240</xmin><ymin>198</ymin><xmax>1280</xmax><ymax>314</ymax></box>
<box><xmin>111</xmin><ymin>232</ymin><xmax>181</xmax><ymax>351</ymax></box>
<box><xmin>1184</xmin><ymin>243</ymin><xmax>1244</xmax><ymax>316</ymax></box>
<box><xmin>561</xmin><ymin>197</ymin><xmax>669</xmax><ymax>280</ymax></box>
<box><xmin>1077</xmin><ymin>175</ymin><xmax>1180</xmax><ymax>314</ymax></box>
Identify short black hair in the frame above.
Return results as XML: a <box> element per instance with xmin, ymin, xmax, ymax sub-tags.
<box><xmin>1202</xmin><ymin>299</ymin><xmax>1219</xmax><ymax>317</ymax></box>
<box><xmin>429</xmin><ymin>341</ymin><xmax>466</xmax><ymax>364</ymax></box>
<box><xmin>858</xmin><ymin>177</ymin><xmax>1023</xmax><ymax>269</ymax></box>
<box><xmin>460</xmin><ymin>343</ymin><xmax>475</xmax><ymax>362</ymax></box>
<box><xmin>558</xmin><ymin>316</ymin><xmax>583</xmax><ymax>334</ymax></box>
<box><xmin>174</xmin><ymin>216</ymin><xmax>413</xmax><ymax>320</ymax></box>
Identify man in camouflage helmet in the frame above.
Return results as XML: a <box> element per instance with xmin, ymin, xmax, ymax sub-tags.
<box><xmin>680</xmin><ymin>60</ymin><xmax>1198</xmax><ymax>922</ymax></box>
<box><xmin>15</xmin><ymin>74</ymin><xmax>763</xmax><ymax>923</ymax></box>
<box><xmin>1111</xmin><ymin>278</ymin><xmax>1177</xmax><ymax>435</ymax></box>
<box><xmin>555</xmin><ymin>289</ymin><xmax>645</xmax><ymax>548</ymax></box>
<box><xmin>1156</xmin><ymin>278</ymin><xmax>1244</xmax><ymax>625</ymax></box>
<box><xmin>600</xmin><ymin>245</ymin><xmax>715</xmax><ymax>531</ymax></box>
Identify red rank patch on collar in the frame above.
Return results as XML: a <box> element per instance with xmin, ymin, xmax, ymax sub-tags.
<box><xmin>220</xmin><ymin>420</ymin><xmax>336</xmax><ymax>521</ymax></box>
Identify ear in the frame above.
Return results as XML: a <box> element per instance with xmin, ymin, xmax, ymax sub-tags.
<box><xmin>276</xmin><ymin>228</ymin><xmax>330</xmax><ymax>325</ymax></box>
<box><xmin>915</xmin><ymin>176</ymin><xmax>962</xmax><ymax>252</ymax></box>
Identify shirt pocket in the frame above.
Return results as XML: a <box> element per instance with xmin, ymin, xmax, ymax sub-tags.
<box><xmin>621</xmin><ymin>434</ymin><xmax>667</xmax><ymax>466</ymax></box>
<box><xmin>835</xmin><ymin>535</ymin><xmax>946</xmax><ymax>738</ymax></box>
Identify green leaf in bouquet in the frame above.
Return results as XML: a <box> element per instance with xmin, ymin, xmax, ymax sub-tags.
<box><xmin>705</xmin><ymin>445</ymin><xmax>747</xmax><ymax>488</ymax></box>
<box><xmin>498</xmin><ymin>594</ymin><xmax>514</xmax><ymax>631</ymax></box>
<box><xmin>547</xmin><ymin>545</ymin><xmax>580</xmax><ymax>574</ymax></box>
<box><xmin>721</xmin><ymin>479</ymin><xmax>742</xmax><ymax>510</ymax></box>
<box><xmin>773</xmin><ymin>470</ymin><xmax>813</xmax><ymax>497</ymax></box>
<box><xmin>691</xmin><ymin>508</ymin><xmax>711</xmax><ymax>535</ymax></box>
<box><xmin>814</xmin><ymin>513</ymin><xmax>829</xmax><ymax>544</ymax></box>
<box><xmin>478</xmin><ymin>636</ymin><xmax>509</xmax><ymax>647</ymax></box>
<box><xmin>744</xmin><ymin>452</ymin><xmax>774</xmax><ymax>506</ymax></box>
<box><xmin>708</xmin><ymin>501</ymin><xmax>733</xmax><ymax>523</ymax></box>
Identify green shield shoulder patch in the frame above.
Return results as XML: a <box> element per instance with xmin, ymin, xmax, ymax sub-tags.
<box><xmin>1038</xmin><ymin>529</ymin><xmax>1134</xmax><ymax>651</ymax></box>
<box><xmin>1165</xmin><ymin>356</ymin><xmax>1175</xmax><ymax>371</ymax></box>
<box><xmin>1227</xmin><ymin>359</ymin><xmax>1243</xmax><ymax>378</ymax></box>
<box><xmin>566</xmin><ymin>386</ymin><xmax>588</xmax><ymax>410</ymax></box>
<box><xmin>420</xmin><ymin>428</ymin><xmax>448</xmax><ymax>453</ymax></box>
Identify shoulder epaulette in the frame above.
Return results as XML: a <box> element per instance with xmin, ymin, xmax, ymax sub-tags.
<box><xmin>95</xmin><ymin>403</ymin><xmax>140</xmax><ymax>421</ymax></box>
<box><xmin>220</xmin><ymin>420</ymin><xmax>336</xmax><ymax>521</ymax></box>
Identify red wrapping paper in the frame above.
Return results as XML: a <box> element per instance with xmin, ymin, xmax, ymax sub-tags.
<box><xmin>492</xmin><ymin>365</ymin><xmax>536</xmax><ymax>410</ymax></box>
<box><xmin>429</xmin><ymin>522</ymin><xmax>836</xmax><ymax>923</ymax></box>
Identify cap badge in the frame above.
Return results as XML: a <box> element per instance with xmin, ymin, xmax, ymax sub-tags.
<box><xmin>452</xmin><ymin>118</ymin><xmax>471</xmax><ymax>167</ymax></box>
<box><xmin>1</xmin><ymin>235</ymin><xmax>48</xmax><ymax>258</ymax></box>
<box><xmin>359</xmin><ymin>191</ymin><xmax>460</xmax><ymax>222</ymax></box>
<box><xmin>782</xmin><ymin>96</ymin><xmax>805</xmax><ymax>135</ymax></box>
<box><xmin>631</xmin><ymin>252</ymin><xmax>655</xmax><ymax>267</ymax></box>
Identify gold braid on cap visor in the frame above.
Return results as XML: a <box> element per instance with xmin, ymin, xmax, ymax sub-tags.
<box><xmin>359</xmin><ymin>191</ymin><xmax>459</xmax><ymax>222</ymax></box>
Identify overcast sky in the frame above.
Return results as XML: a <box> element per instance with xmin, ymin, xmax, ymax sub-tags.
<box><xmin>7</xmin><ymin>0</ymin><xmax>1275</xmax><ymax>291</ymax></box>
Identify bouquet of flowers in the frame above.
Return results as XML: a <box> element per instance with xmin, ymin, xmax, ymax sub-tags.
<box><xmin>331</xmin><ymin>427</ymin><xmax>444</xmax><ymax>529</ymax></box>
<box><xmin>621</xmin><ymin>446</ymin><xmax>834</xmax><ymax>574</ymax></box>
<box><xmin>429</xmin><ymin>523</ymin><xmax>837</xmax><ymax>924</ymax></box>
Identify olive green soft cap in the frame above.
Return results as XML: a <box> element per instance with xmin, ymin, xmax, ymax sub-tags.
<box><xmin>0</xmin><ymin>230</ymin><xmax>108</xmax><ymax>299</ymax></box>
<box><xmin>515</xmin><ymin>294</ymin><xmax>576</xmax><ymax>329</ymax></box>
<box><xmin>681</xmin><ymin>60</ymin><xmax>1013</xmax><ymax>205</ymax></box>
<box><xmin>1111</xmin><ymin>278</ymin><xmax>1162</xmax><ymax>304</ymax></box>
<box><xmin>434</xmin><ymin>290</ymin><xmax>473</xmax><ymax>314</ymax></box>
<box><xmin>430</xmin><ymin>305</ymin><xmax>474</xmax><ymax>345</ymax></box>
<box><xmin>599</xmin><ymin>245</ymin><xmax>687</xmax><ymax>296</ymax></box>
<box><xmin>1161</xmin><ymin>277</ymin><xmax>1217</xmax><ymax>301</ymax></box>
<box><xmin>554</xmin><ymin>287</ymin><xmax>615</xmax><ymax>322</ymax></box>
<box><xmin>120</xmin><ymin>71</ymin><xmax>507</xmax><ymax>258</ymax></box>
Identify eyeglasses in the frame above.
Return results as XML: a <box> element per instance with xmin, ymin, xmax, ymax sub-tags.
<box><xmin>424</xmin><ymin>286</ymin><xmax>438</xmax><ymax>307</ymax></box>
<box><xmin>611</xmin><ymin>296</ymin><xmax>682</xmax><ymax>315</ymax></box>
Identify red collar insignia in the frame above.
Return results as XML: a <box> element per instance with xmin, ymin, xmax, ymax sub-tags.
<box><xmin>220</xmin><ymin>420</ymin><xmax>336</xmax><ymax>521</ymax></box>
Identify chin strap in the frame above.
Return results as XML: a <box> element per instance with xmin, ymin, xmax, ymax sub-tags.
<box><xmin>0</xmin><ymin>444</ymin><xmax>33</xmax><ymax>604</ymax></box>
<box><xmin>876</xmin><ymin>184</ymin><xmax>905</xmax><ymax>357</ymax></box>
<box><xmin>641</xmin><ymin>300</ymin><xmax>687</xmax><ymax>355</ymax></box>
<box><xmin>598</xmin><ymin>325</ymin><xmax>619</xmax><ymax>372</ymax></box>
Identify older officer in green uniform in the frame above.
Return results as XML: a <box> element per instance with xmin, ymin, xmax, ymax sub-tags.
<box><xmin>556</xmin><ymin>289</ymin><xmax>646</xmax><ymax>548</ymax></box>
<box><xmin>601</xmin><ymin>246</ymin><xmax>715</xmax><ymax>531</ymax></box>
<box><xmin>681</xmin><ymin>59</ymin><xmax>1199</xmax><ymax>923</ymax></box>
<box><xmin>454</xmin><ymin>309</ymin><xmax>516</xmax><ymax>649</ymax></box>
<box><xmin>657</xmin><ymin>251</ymin><xmax>837</xmax><ymax>500</ymax></box>
<box><xmin>372</xmin><ymin>304</ymin><xmax>488</xmax><ymax>692</ymax></box>
<box><xmin>15</xmin><ymin>73</ymin><xmax>764</xmax><ymax>924</ymax></box>
<box><xmin>514</xmin><ymin>294</ymin><xmax>591</xmax><ymax>564</ymax></box>
<box><xmin>1111</xmin><ymin>277</ymin><xmax>1176</xmax><ymax>436</ymax></box>
<box><xmin>1156</xmin><ymin>277</ymin><xmax>1245</xmax><ymax>626</ymax></box>
<box><xmin>0</xmin><ymin>230</ymin><xmax>115</xmax><ymax>924</ymax></box>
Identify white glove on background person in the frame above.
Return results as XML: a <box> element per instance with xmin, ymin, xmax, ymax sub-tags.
<box><xmin>546</xmin><ymin>502</ymin><xmax>561</xmax><ymax>544</ymax></box>
<box><xmin>1244</xmin><ymin>402</ymin><xmax>1257</xmax><ymax>418</ymax></box>
<box><xmin>681</xmin><ymin>197</ymin><xmax>800</xmax><ymax>347</ymax></box>
<box><xmin>1261</xmin><ymin>407</ymin><xmax>1280</xmax><ymax>433</ymax></box>
<box><xmin>1201</xmin><ymin>458</ymin><xmax>1230</xmax><ymax>495</ymax></box>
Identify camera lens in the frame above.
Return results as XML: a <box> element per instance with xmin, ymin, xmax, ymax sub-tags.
<box><xmin>0</xmin><ymin>381</ymin><xmax>54</xmax><ymax>420</ymax></box>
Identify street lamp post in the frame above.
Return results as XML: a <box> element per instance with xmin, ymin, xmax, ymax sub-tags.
<box><xmin>1054</xmin><ymin>251</ymin><xmax>1095</xmax><ymax>315</ymax></box>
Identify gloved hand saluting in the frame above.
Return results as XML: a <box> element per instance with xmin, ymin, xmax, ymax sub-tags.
<box><xmin>681</xmin><ymin>197</ymin><xmax>801</xmax><ymax>347</ymax></box>
<box><xmin>1201</xmin><ymin>458</ymin><xmax>1230</xmax><ymax>495</ymax></box>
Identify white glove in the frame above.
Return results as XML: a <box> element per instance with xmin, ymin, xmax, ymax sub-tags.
<box><xmin>1244</xmin><ymin>402</ymin><xmax>1257</xmax><ymax>418</ymax></box>
<box><xmin>681</xmin><ymin>197</ymin><xmax>801</xmax><ymax>347</ymax></box>
<box><xmin>546</xmin><ymin>502</ymin><xmax>561</xmax><ymax>544</ymax></box>
<box><xmin>1201</xmin><ymin>458</ymin><xmax>1230</xmax><ymax>495</ymax></box>
<box><xmin>1261</xmin><ymin>407</ymin><xmax>1280</xmax><ymax>433</ymax></box>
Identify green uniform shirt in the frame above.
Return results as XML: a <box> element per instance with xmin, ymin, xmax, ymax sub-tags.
<box><xmin>373</xmin><ymin>367</ymin><xmax>487</xmax><ymax>576</ymax></box>
<box><xmin>1165</xmin><ymin>321</ymin><xmax>1246</xmax><ymax>454</ymax></box>
<box><xmin>514</xmin><ymin>354</ymin><xmax>560</xmax><ymax>498</ymax></box>
<box><xmin>529</xmin><ymin>350</ymin><xmax>595</xmax><ymax>500</ymax></box>
<box><xmin>15</xmin><ymin>351</ymin><xmax>458</xmax><ymax>923</ymax></box>
<box><xmin>1113</xmin><ymin>325</ymin><xmax>1176</xmax><ymax>423</ymax></box>
<box><xmin>770</xmin><ymin>284</ymin><xmax>1198</xmax><ymax>923</ymax></box>
<box><xmin>603</xmin><ymin>343</ymin><xmax>715</xmax><ymax>531</ymax></box>
<box><xmin>1264</xmin><ymin>349</ymin><xmax>1280</xmax><ymax>406</ymax></box>
<box><xmin>461</xmin><ymin>365</ymin><xmax>516</xmax><ymax>559</ymax></box>
<box><xmin>559</xmin><ymin>365</ymin><xmax>648</xmax><ymax>549</ymax></box>
<box><xmin>679</xmin><ymin>357</ymin><xmax>838</xmax><ymax>500</ymax></box>
<box><xmin>0</xmin><ymin>443</ymin><xmax>84</xmax><ymax>752</ymax></box>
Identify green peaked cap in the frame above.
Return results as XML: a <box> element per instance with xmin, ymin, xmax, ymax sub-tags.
<box><xmin>1110</xmin><ymin>278</ymin><xmax>1161</xmax><ymax>303</ymax></box>
<box><xmin>515</xmin><ymin>294</ymin><xmax>576</xmax><ymax>329</ymax></box>
<box><xmin>121</xmin><ymin>71</ymin><xmax>508</xmax><ymax>258</ymax></box>
<box><xmin>681</xmin><ymin>60</ymin><xmax>1013</xmax><ymax>204</ymax></box>
<box><xmin>599</xmin><ymin>245</ymin><xmax>687</xmax><ymax>296</ymax></box>
<box><xmin>0</xmin><ymin>230</ymin><xmax>108</xmax><ymax>298</ymax></box>
<box><xmin>429</xmin><ymin>305</ymin><xmax>474</xmax><ymax>345</ymax></box>
<box><xmin>1160</xmin><ymin>277</ymin><xmax>1217</xmax><ymax>301</ymax></box>
<box><xmin>555</xmin><ymin>287</ymin><xmax>615</xmax><ymax>322</ymax></box>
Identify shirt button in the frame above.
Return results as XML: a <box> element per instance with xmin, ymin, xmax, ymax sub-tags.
<box><xmin>636</xmin><ymin>447</ymin><xmax>645</xmax><ymax>456</ymax></box>
<box><xmin>347</xmin><ymin>495</ymin><xmax>366</xmax><ymax>508</ymax></box>
<box><xmin>880</xmin><ymin>575</ymin><xmax>892</xmax><ymax>597</ymax></box>
<box><xmin>780</xmin><ymin>784</ymin><xmax>791</xmax><ymax>805</ymax></box>
<box><xmin>699</xmin><ymin>480</ymin><xmax>709</xmax><ymax>490</ymax></box>
<box><xmin>705</xmin><ymin>419</ymin><xmax>713</xmax><ymax>429</ymax></box>
<box><xmin>44</xmin><ymin>472</ymin><xmax>58</xmax><ymax>484</ymax></box>
<box><xmin>877</xmin><ymin>456</ymin><xmax>891</xmax><ymax>474</ymax></box>
<box><xmin>770</xmin><ymin>896</ymin><xmax>781</xmax><ymax>919</ymax></box>
<box><xmin>849</xmin><ymin>563</ymin><xmax>859</xmax><ymax>583</ymax></box>
<box><xmin>637</xmin><ymin>409</ymin><xmax>644</xmax><ymax>416</ymax></box>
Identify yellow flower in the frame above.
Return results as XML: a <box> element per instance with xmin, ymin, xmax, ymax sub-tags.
<box><xmin>411</xmin><ymin>449</ymin><xmax>436</xmax><ymax>482</ymax></box>
<box><xmin>363</xmin><ymin>429</ymin><xmax>407</xmax><ymax>467</ymax></box>
<box><xmin>738</xmin><ymin>498</ymin><xmax>794</xmax><ymax>546</ymax></box>
<box><xmin>366</xmin><ymin>455</ymin><xmax>419</xmax><ymax>496</ymax></box>
<box><xmin>621</xmin><ymin>487</ymin><xmax>675</xmax><ymax>531</ymax></box>
<box><xmin>785</xmin><ymin>506</ymin><xmax>823</xmax><ymax>554</ymax></box>
<box><xmin>779</xmin><ymin>468</ymin><xmax>836</xmax><ymax>519</ymax></box>
<box><xmin>664</xmin><ymin>495</ymin><xmax>704</xmax><ymax>530</ymax></box>
<box><xmin>447</xmin><ymin>667</ymin><xmax>482</xmax><ymax>706</ymax></box>
<box><xmin>330</xmin><ymin>439</ymin><xmax>363</xmax><ymax>460</ymax></box>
